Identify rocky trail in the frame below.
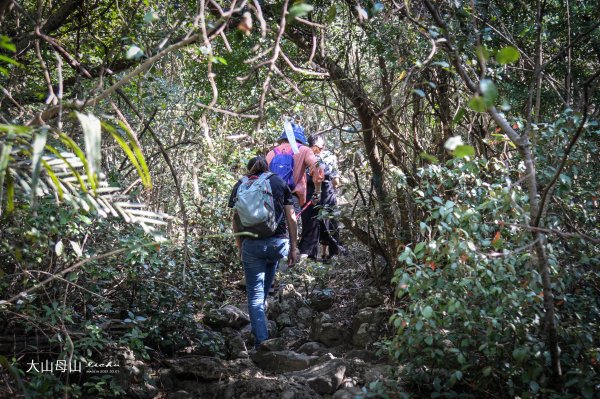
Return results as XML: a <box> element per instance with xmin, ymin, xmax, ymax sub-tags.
<box><xmin>120</xmin><ymin>260</ymin><xmax>396</xmax><ymax>399</ymax></box>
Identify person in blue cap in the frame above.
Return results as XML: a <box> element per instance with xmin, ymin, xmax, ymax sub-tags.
<box><xmin>266</xmin><ymin>123</ymin><xmax>324</xmax><ymax>213</ymax></box>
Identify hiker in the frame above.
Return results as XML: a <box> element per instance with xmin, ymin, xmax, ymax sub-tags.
<box><xmin>229</xmin><ymin>156</ymin><xmax>298</xmax><ymax>348</ymax></box>
<box><xmin>298</xmin><ymin>133</ymin><xmax>345</xmax><ymax>260</ymax></box>
<box><xmin>266</xmin><ymin>122</ymin><xmax>324</xmax><ymax>215</ymax></box>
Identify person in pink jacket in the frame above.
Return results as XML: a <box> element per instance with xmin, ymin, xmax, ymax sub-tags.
<box><xmin>266</xmin><ymin>123</ymin><xmax>324</xmax><ymax>209</ymax></box>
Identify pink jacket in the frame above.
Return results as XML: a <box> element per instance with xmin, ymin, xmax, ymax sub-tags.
<box><xmin>266</xmin><ymin>143</ymin><xmax>324</xmax><ymax>206</ymax></box>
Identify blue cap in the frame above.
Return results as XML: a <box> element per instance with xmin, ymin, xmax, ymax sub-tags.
<box><xmin>278</xmin><ymin>123</ymin><xmax>308</xmax><ymax>145</ymax></box>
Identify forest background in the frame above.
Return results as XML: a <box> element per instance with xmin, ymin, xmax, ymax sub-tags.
<box><xmin>0</xmin><ymin>0</ymin><xmax>599</xmax><ymax>397</ymax></box>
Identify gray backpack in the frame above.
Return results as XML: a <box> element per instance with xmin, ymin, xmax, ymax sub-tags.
<box><xmin>234</xmin><ymin>172</ymin><xmax>281</xmax><ymax>238</ymax></box>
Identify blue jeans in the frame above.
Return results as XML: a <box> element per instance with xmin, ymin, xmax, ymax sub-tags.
<box><xmin>242</xmin><ymin>236</ymin><xmax>289</xmax><ymax>348</ymax></box>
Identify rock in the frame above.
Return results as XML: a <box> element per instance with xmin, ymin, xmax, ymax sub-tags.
<box><xmin>258</xmin><ymin>337</ymin><xmax>287</xmax><ymax>352</ymax></box>
<box><xmin>204</xmin><ymin>305</ymin><xmax>250</xmax><ymax>329</ymax></box>
<box><xmin>218</xmin><ymin>378</ymin><xmax>321</xmax><ymax>399</ymax></box>
<box><xmin>164</xmin><ymin>356</ymin><xmax>228</xmax><ymax>381</ymax></box>
<box><xmin>356</xmin><ymin>287</ymin><xmax>385</xmax><ymax>309</ymax></box>
<box><xmin>297</xmin><ymin>341</ymin><xmax>328</xmax><ymax>356</ymax></box>
<box><xmin>251</xmin><ymin>350</ymin><xmax>319</xmax><ymax>372</ymax></box>
<box><xmin>351</xmin><ymin>307</ymin><xmax>389</xmax><ymax>334</ymax></box>
<box><xmin>277</xmin><ymin>312</ymin><xmax>294</xmax><ymax>327</ymax></box>
<box><xmin>156</xmin><ymin>368</ymin><xmax>174</xmax><ymax>391</ymax></box>
<box><xmin>268</xmin><ymin>320</ymin><xmax>278</xmax><ymax>337</ymax></box>
<box><xmin>297</xmin><ymin>306</ymin><xmax>314</xmax><ymax>323</ymax></box>
<box><xmin>352</xmin><ymin>322</ymin><xmax>379</xmax><ymax>347</ymax></box>
<box><xmin>128</xmin><ymin>381</ymin><xmax>159</xmax><ymax>399</ymax></box>
<box><xmin>345</xmin><ymin>349</ymin><xmax>379</xmax><ymax>363</ymax></box>
<box><xmin>227</xmin><ymin>333</ymin><xmax>248</xmax><ymax>359</ymax></box>
<box><xmin>308</xmin><ymin>289</ymin><xmax>335</xmax><ymax>311</ymax></box>
<box><xmin>281</xmin><ymin>327</ymin><xmax>304</xmax><ymax>341</ymax></box>
<box><xmin>309</xmin><ymin>313</ymin><xmax>350</xmax><ymax>347</ymax></box>
<box><xmin>179</xmin><ymin>328</ymin><xmax>225</xmax><ymax>356</ymax></box>
<box><xmin>332</xmin><ymin>387</ymin><xmax>364</xmax><ymax>399</ymax></box>
<box><xmin>288</xmin><ymin>358</ymin><xmax>347</xmax><ymax>394</ymax></box>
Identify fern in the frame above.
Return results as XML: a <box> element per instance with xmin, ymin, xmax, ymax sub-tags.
<box><xmin>0</xmin><ymin>115</ymin><xmax>171</xmax><ymax>233</ymax></box>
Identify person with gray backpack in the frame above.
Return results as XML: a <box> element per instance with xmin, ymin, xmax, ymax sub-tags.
<box><xmin>228</xmin><ymin>156</ymin><xmax>298</xmax><ymax>348</ymax></box>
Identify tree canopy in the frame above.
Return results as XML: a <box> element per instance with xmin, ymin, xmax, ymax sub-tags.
<box><xmin>1</xmin><ymin>0</ymin><xmax>599</xmax><ymax>397</ymax></box>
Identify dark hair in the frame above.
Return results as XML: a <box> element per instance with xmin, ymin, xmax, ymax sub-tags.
<box><xmin>308</xmin><ymin>133</ymin><xmax>325</xmax><ymax>148</ymax></box>
<box><xmin>247</xmin><ymin>156</ymin><xmax>269</xmax><ymax>175</ymax></box>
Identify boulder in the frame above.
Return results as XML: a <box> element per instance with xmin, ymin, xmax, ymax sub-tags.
<box><xmin>345</xmin><ymin>349</ymin><xmax>379</xmax><ymax>363</ymax></box>
<box><xmin>281</xmin><ymin>327</ymin><xmax>304</xmax><ymax>341</ymax></box>
<box><xmin>287</xmin><ymin>358</ymin><xmax>347</xmax><ymax>394</ymax></box>
<box><xmin>297</xmin><ymin>306</ymin><xmax>314</xmax><ymax>323</ymax></box>
<box><xmin>257</xmin><ymin>337</ymin><xmax>287</xmax><ymax>352</ymax></box>
<box><xmin>309</xmin><ymin>313</ymin><xmax>350</xmax><ymax>347</ymax></box>
<box><xmin>276</xmin><ymin>312</ymin><xmax>294</xmax><ymax>327</ymax></box>
<box><xmin>308</xmin><ymin>289</ymin><xmax>335</xmax><ymax>311</ymax></box>
<box><xmin>164</xmin><ymin>356</ymin><xmax>228</xmax><ymax>381</ymax></box>
<box><xmin>352</xmin><ymin>322</ymin><xmax>379</xmax><ymax>347</ymax></box>
<box><xmin>226</xmin><ymin>333</ymin><xmax>248</xmax><ymax>359</ymax></box>
<box><xmin>251</xmin><ymin>350</ymin><xmax>319</xmax><ymax>372</ymax></box>
<box><xmin>204</xmin><ymin>305</ymin><xmax>250</xmax><ymax>329</ymax></box>
<box><xmin>356</xmin><ymin>287</ymin><xmax>385</xmax><ymax>309</ymax></box>
<box><xmin>297</xmin><ymin>341</ymin><xmax>328</xmax><ymax>356</ymax></box>
<box><xmin>352</xmin><ymin>307</ymin><xmax>389</xmax><ymax>334</ymax></box>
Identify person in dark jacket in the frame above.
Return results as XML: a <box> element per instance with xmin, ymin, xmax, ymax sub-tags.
<box><xmin>229</xmin><ymin>156</ymin><xmax>298</xmax><ymax>348</ymax></box>
<box><xmin>298</xmin><ymin>134</ymin><xmax>345</xmax><ymax>260</ymax></box>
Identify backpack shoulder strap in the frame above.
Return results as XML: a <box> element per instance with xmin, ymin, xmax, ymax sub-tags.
<box><xmin>256</xmin><ymin>172</ymin><xmax>273</xmax><ymax>183</ymax></box>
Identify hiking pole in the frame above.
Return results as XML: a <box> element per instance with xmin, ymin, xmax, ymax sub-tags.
<box><xmin>296</xmin><ymin>200</ymin><xmax>312</xmax><ymax>217</ymax></box>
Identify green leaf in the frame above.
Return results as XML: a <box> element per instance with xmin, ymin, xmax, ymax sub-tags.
<box><xmin>44</xmin><ymin>145</ymin><xmax>84</xmax><ymax>193</ymax></box>
<box><xmin>103</xmin><ymin>122</ymin><xmax>151</xmax><ymax>189</ymax></box>
<box><xmin>30</xmin><ymin>128</ymin><xmax>48</xmax><ymax>204</ymax></box>
<box><xmin>530</xmin><ymin>381</ymin><xmax>540</xmax><ymax>393</ymax></box>
<box><xmin>415</xmin><ymin>320</ymin><xmax>423</xmax><ymax>331</ymax></box>
<box><xmin>288</xmin><ymin>3</ymin><xmax>314</xmax><ymax>20</ymax></box>
<box><xmin>326</xmin><ymin>5</ymin><xmax>337</xmax><ymax>22</ymax></box>
<box><xmin>468</xmin><ymin>96</ymin><xmax>486</xmax><ymax>112</ymax></box>
<box><xmin>55</xmin><ymin>241</ymin><xmax>64</xmax><ymax>257</ymax></box>
<box><xmin>41</xmin><ymin>159</ymin><xmax>64</xmax><ymax>199</ymax></box>
<box><xmin>422</xmin><ymin>306</ymin><xmax>434</xmax><ymax>319</ymax></box>
<box><xmin>432</xmin><ymin>61</ymin><xmax>450</xmax><ymax>68</ymax></box>
<box><xmin>453</xmin><ymin>145</ymin><xmax>475</xmax><ymax>158</ymax></box>
<box><xmin>0</xmin><ymin>54</ymin><xmax>21</xmax><ymax>67</ymax></box>
<box><xmin>412</xmin><ymin>89</ymin><xmax>425</xmax><ymax>98</ymax></box>
<box><xmin>425</xmin><ymin>336</ymin><xmax>434</xmax><ymax>345</ymax></box>
<box><xmin>0</xmin><ymin>35</ymin><xmax>17</xmax><ymax>52</ymax></box>
<box><xmin>452</xmin><ymin>107</ymin><xmax>466</xmax><ymax>125</ymax></box>
<box><xmin>0</xmin><ymin>141</ymin><xmax>13</xmax><ymax>214</ymax></box>
<box><xmin>512</xmin><ymin>347</ymin><xmax>527</xmax><ymax>362</ymax></box>
<box><xmin>214</xmin><ymin>56</ymin><xmax>228</xmax><ymax>65</ymax></box>
<box><xmin>70</xmin><ymin>241</ymin><xmax>83</xmax><ymax>257</ymax></box>
<box><xmin>76</xmin><ymin>112</ymin><xmax>101</xmax><ymax>188</ymax></box>
<box><xmin>125</xmin><ymin>45</ymin><xmax>144</xmax><ymax>60</ymax></box>
<box><xmin>143</xmin><ymin>10</ymin><xmax>159</xmax><ymax>23</ymax></box>
<box><xmin>116</xmin><ymin>121</ymin><xmax>152</xmax><ymax>189</ymax></box>
<box><xmin>59</xmin><ymin>133</ymin><xmax>95</xmax><ymax>191</ymax></box>
<box><xmin>475</xmin><ymin>45</ymin><xmax>490</xmax><ymax>61</ymax></box>
<box><xmin>5</xmin><ymin>170</ymin><xmax>14</xmax><ymax>213</ymax></box>
<box><xmin>419</xmin><ymin>151</ymin><xmax>439</xmax><ymax>164</ymax></box>
<box><xmin>496</xmin><ymin>46</ymin><xmax>520</xmax><ymax>64</ymax></box>
<box><xmin>482</xmin><ymin>366</ymin><xmax>492</xmax><ymax>376</ymax></box>
<box><xmin>480</xmin><ymin>79</ymin><xmax>498</xmax><ymax>107</ymax></box>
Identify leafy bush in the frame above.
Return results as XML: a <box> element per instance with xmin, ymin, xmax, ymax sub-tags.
<box><xmin>388</xmin><ymin>158</ymin><xmax>600</xmax><ymax>398</ymax></box>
